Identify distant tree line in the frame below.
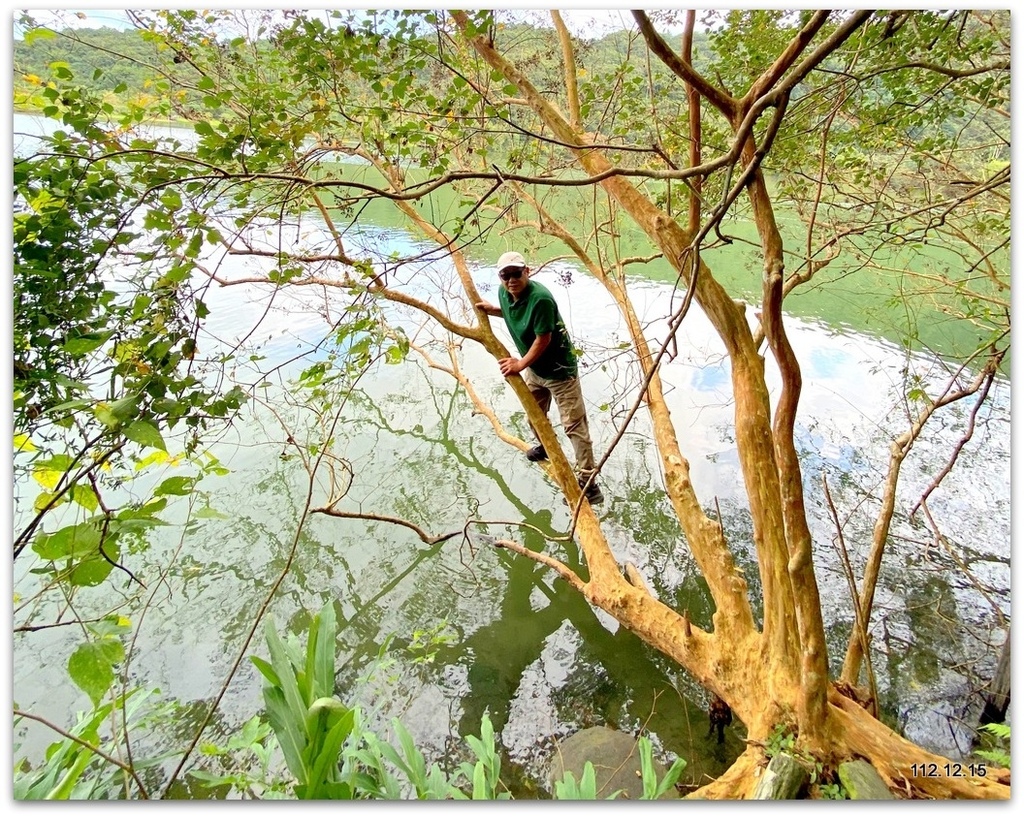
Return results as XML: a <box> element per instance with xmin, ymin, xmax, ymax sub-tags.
<box><xmin>13</xmin><ymin>20</ymin><xmax>709</xmax><ymax>131</ymax></box>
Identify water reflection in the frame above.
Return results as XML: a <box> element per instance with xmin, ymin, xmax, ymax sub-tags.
<box><xmin>12</xmin><ymin>111</ymin><xmax>1011</xmax><ymax>789</ymax></box>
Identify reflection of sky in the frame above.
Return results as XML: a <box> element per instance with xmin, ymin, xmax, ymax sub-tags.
<box><xmin>805</xmin><ymin>344</ymin><xmax>857</xmax><ymax>380</ymax></box>
<box><xmin>201</xmin><ymin>228</ymin><xmax>1007</xmax><ymax>447</ymax></box>
<box><xmin>12</xmin><ymin>106</ymin><xmax>1011</xmax><ymax>771</ymax></box>
<box><xmin>690</xmin><ymin>361</ymin><xmax>730</xmax><ymax>392</ymax></box>
<box><xmin>15</xmin><ymin>109</ymin><xmax>1009</xmax><ymax>554</ymax></box>
<box><xmin>16</xmin><ymin>106</ymin><xmax>1008</xmax><ymax>473</ymax></box>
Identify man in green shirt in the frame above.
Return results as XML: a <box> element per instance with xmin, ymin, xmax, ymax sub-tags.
<box><xmin>476</xmin><ymin>251</ymin><xmax>603</xmax><ymax>505</ymax></box>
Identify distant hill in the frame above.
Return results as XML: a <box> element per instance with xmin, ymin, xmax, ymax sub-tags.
<box><xmin>13</xmin><ymin>18</ymin><xmax>708</xmax><ymax>118</ymax></box>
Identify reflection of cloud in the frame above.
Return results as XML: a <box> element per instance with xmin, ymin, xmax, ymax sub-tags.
<box><xmin>691</xmin><ymin>362</ymin><xmax>729</xmax><ymax>393</ymax></box>
<box><xmin>806</xmin><ymin>346</ymin><xmax>855</xmax><ymax>380</ymax></box>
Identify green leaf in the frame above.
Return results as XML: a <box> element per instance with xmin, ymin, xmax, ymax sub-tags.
<box><xmin>306</xmin><ymin>707</ymin><xmax>354</xmax><ymax>798</ymax></box>
<box><xmin>579</xmin><ymin>762</ymin><xmax>598</xmax><ymax>798</ymax></box>
<box><xmin>32</xmin><ymin>465</ymin><xmax>64</xmax><ymax>491</ymax></box>
<box><xmin>639</xmin><ymin>736</ymin><xmax>657</xmax><ymax>799</ymax></box>
<box><xmin>68</xmin><ymin>541</ymin><xmax>119</xmax><ymax>587</ymax></box>
<box><xmin>471</xmin><ymin>761</ymin><xmax>487</xmax><ymax>799</ymax></box>
<box><xmin>91</xmin><ymin>615</ymin><xmax>132</xmax><ymax>638</ymax></box>
<box><xmin>45</xmin><ymin>748</ymin><xmax>92</xmax><ymax>799</ymax></box>
<box><xmin>154</xmin><ymin>476</ymin><xmax>195</xmax><ymax>496</ymax></box>
<box><xmin>67</xmin><ymin>639</ymin><xmax>124</xmax><ymax>707</ymax></box>
<box><xmin>24</xmin><ymin>27</ymin><xmax>57</xmax><ymax>45</ymax></box>
<box><xmin>14</xmin><ymin>433</ymin><xmax>36</xmax><ymax>453</ymax></box>
<box><xmin>250</xmin><ymin>655</ymin><xmax>281</xmax><ymax>688</ymax></box>
<box><xmin>71</xmin><ymin>483</ymin><xmax>99</xmax><ymax>512</ymax></box>
<box><xmin>263</xmin><ymin>618</ymin><xmax>309</xmax><ymax>756</ymax></box>
<box><xmin>94</xmin><ymin>404</ymin><xmax>119</xmax><ymax>429</ymax></box>
<box><xmin>317</xmin><ymin>781</ymin><xmax>353</xmax><ymax>799</ymax></box>
<box><xmin>123</xmin><ymin>420</ymin><xmax>166</xmax><ymax>451</ymax></box>
<box><xmin>312</xmin><ymin>603</ymin><xmax>336</xmax><ymax>701</ymax></box>
<box><xmin>33</xmin><ymin>491</ymin><xmax>65</xmax><ymax>512</ymax></box>
<box><xmin>160</xmin><ymin>190</ymin><xmax>182</xmax><ymax>210</ymax></box>
<box><xmin>109</xmin><ymin>394</ymin><xmax>140</xmax><ymax>420</ymax></box>
<box><xmin>194</xmin><ymin>506</ymin><xmax>229</xmax><ymax>519</ymax></box>
<box><xmin>62</xmin><ymin>332</ymin><xmax>110</xmax><ymax>357</ymax></box>
<box><xmin>264</xmin><ymin>686</ymin><xmax>307</xmax><ymax>783</ymax></box>
<box><xmin>393</xmin><ymin>719</ymin><xmax>429</xmax><ymax>790</ymax></box>
<box><xmin>33</xmin><ymin>522</ymin><xmax>102</xmax><ymax>561</ymax></box>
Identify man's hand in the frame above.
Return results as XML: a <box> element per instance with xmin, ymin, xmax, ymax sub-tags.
<box><xmin>498</xmin><ymin>357</ymin><xmax>524</xmax><ymax>376</ymax></box>
<box><xmin>475</xmin><ymin>301</ymin><xmax>501</xmax><ymax>316</ymax></box>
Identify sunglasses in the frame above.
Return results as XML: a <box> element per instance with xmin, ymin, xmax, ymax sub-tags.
<box><xmin>499</xmin><ymin>267</ymin><xmax>525</xmax><ymax>281</ymax></box>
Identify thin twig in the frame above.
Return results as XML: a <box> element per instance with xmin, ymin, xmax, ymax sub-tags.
<box><xmin>311</xmin><ymin>507</ymin><xmax>462</xmax><ymax>545</ymax></box>
<box><xmin>910</xmin><ymin>364</ymin><xmax>997</xmax><ymax>517</ymax></box>
<box><xmin>822</xmin><ymin>473</ymin><xmax>878</xmax><ymax>715</ymax></box>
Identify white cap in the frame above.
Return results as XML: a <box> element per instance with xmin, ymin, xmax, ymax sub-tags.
<box><xmin>496</xmin><ymin>251</ymin><xmax>527</xmax><ymax>272</ymax></box>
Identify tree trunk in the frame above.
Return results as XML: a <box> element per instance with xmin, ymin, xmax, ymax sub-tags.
<box><xmin>451</xmin><ymin>12</ymin><xmax>1010</xmax><ymax>799</ymax></box>
<box><xmin>978</xmin><ymin>631</ymin><xmax>1010</xmax><ymax>727</ymax></box>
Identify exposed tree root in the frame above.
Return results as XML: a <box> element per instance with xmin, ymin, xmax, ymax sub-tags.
<box><xmin>686</xmin><ymin>746</ymin><xmax>763</xmax><ymax>799</ymax></box>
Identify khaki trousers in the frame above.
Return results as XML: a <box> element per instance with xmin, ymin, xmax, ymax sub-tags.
<box><xmin>523</xmin><ymin>369</ymin><xmax>596</xmax><ymax>478</ymax></box>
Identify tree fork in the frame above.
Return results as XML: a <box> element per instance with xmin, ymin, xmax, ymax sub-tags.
<box><xmin>455</xmin><ymin>5</ymin><xmax>808</xmax><ymax>724</ymax></box>
<box><xmin>452</xmin><ymin>12</ymin><xmax>1010</xmax><ymax>797</ymax></box>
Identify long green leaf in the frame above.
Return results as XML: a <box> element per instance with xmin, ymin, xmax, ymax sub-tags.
<box><xmin>637</xmin><ymin>736</ymin><xmax>686</xmax><ymax>799</ymax></box>
<box><xmin>305</xmin><ymin>708</ymin><xmax>355</xmax><ymax>799</ymax></box>
<box><xmin>393</xmin><ymin>718</ymin><xmax>428</xmax><ymax>792</ymax></box>
<box><xmin>373</xmin><ymin>738</ymin><xmax>413</xmax><ymax>784</ymax></box>
<box><xmin>639</xmin><ymin>736</ymin><xmax>656</xmax><ymax>799</ymax></box>
<box><xmin>264</xmin><ymin>618</ymin><xmax>308</xmax><ymax>726</ymax></box>
<box><xmin>300</xmin><ymin>613</ymin><xmax>317</xmax><ymax>701</ymax></box>
<box><xmin>44</xmin><ymin>749</ymin><xmax>91</xmax><ymax>800</ymax></box>
<box><xmin>263</xmin><ymin>686</ymin><xmax>306</xmax><ymax>783</ymax></box>
<box><xmin>249</xmin><ymin>654</ymin><xmax>281</xmax><ymax>688</ymax></box>
<box><xmin>653</xmin><ymin>757</ymin><xmax>687</xmax><ymax>799</ymax></box>
<box><xmin>580</xmin><ymin>761</ymin><xmax>599</xmax><ymax>799</ymax></box>
<box><xmin>471</xmin><ymin>761</ymin><xmax>487</xmax><ymax>799</ymax></box>
<box><xmin>312</xmin><ymin>602</ymin><xmax>337</xmax><ymax>701</ymax></box>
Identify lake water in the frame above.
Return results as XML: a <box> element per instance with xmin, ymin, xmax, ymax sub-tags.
<box><xmin>10</xmin><ymin>111</ymin><xmax>1011</xmax><ymax>794</ymax></box>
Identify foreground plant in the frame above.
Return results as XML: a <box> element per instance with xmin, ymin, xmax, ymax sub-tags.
<box><xmin>13</xmin><ymin>688</ymin><xmax>173</xmax><ymax>800</ymax></box>
<box><xmin>234</xmin><ymin>601</ymin><xmax>684</xmax><ymax>800</ymax></box>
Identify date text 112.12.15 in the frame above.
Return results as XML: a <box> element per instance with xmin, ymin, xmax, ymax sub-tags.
<box><xmin>910</xmin><ymin>762</ymin><xmax>987</xmax><ymax>778</ymax></box>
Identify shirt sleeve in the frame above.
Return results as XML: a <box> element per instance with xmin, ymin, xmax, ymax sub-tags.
<box><xmin>530</xmin><ymin>295</ymin><xmax>557</xmax><ymax>336</ymax></box>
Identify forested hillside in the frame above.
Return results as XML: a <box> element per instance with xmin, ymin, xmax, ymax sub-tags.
<box><xmin>13</xmin><ymin>18</ymin><xmax>708</xmax><ymax>127</ymax></box>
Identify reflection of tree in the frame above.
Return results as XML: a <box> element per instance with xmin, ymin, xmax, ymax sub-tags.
<box><xmin>333</xmin><ymin>363</ymin><xmax>741</xmax><ymax>779</ymax></box>
<box><xmin>445</xmin><ymin>558</ymin><xmax>745</xmax><ymax>784</ymax></box>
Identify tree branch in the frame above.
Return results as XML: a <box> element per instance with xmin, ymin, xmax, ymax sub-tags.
<box><xmin>493</xmin><ymin>538</ymin><xmax>586</xmax><ymax>591</ymax></box>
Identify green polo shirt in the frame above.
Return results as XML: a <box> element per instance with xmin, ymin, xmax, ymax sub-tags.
<box><xmin>498</xmin><ymin>279</ymin><xmax>578</xmax><ymax>380</ymax></box>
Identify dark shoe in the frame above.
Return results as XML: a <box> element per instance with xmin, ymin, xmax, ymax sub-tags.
<box><xmin>562</xmin><ymin>478</ymin><xmax>605</xmax><ymax>507</ymax></box>
<box><xmin>526</xmin><ymin>445</ymin><xmax>548</xmax><ymax>462</ymax></box>
<box><xmin>580</xmin><ymin>478</ymin><xmax>604</xmax><ymax>505</ymax></box>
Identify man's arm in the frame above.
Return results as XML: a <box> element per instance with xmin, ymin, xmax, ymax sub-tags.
<box><xmin>474</xmin><ymin>300</ymin><xmax>502</xmax><ymax>317</ymax></box>
<box><xmin>499</xmin><ymin>332</ymin><xmax>550</xmax><ymax>376</ymax></box>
